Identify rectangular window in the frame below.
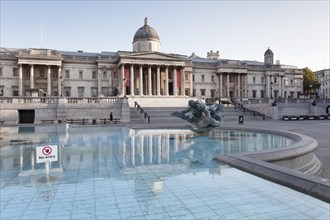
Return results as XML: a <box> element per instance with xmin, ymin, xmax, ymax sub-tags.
<box><xmin>274</xmin><ymin>77</ymin><xmax>277</xmax><ymax>84</ymax></box>
<box><xmin>185</xmin><ymin>74</ymin><xmax>188</xmax><ymax>81</ymax></box>
<box><xmin>192</xmin><ymin>74</ymin><xmax>195</xmax><ymax>82</ymax></box>
<box><xmin>229</xmin><ymin>75</ymin><xmax>234</xmax><ymax>83</ymax></box>
<box><xmin>65</xmin><ymin>70</ymin><xmax>70</xmax><ymax>78</ymax></box>
<box><xmin>261</xmin><ymin>77</ymin><xmax>264</xmax><ymax>83</ymax></box>
<box><xmin>91</xmin><ymin>87</ymin><xmax>97</xmax><ymax>97</ymax></box>
<box><xmin>210</xmin><ymin>89</ymin><xmax>215</xmax><ymax>98</ymax></box>
<box><xmin>201</xmin><ymin>89</ymin><xmax>206</xmax><ymax>96</ymax></box>
<box><xmin>64</xmin><ymin>87</ymin><xmax>71</xmax><ymax>97</ymax></box>
<box><xmin>113</xmin><ymin>71</ymin><xmax>118</xmax><ymax>80</ymax></box>
<box><xmin>290</xmin><ymin>79</ymin><xmax>293</xmax><ymax>85</ymax></box>
<box><xmin>252</xmin><ymin>90</ymin><xmax>257</xmax><ymax>98</ymax></box>
<box><xmin>13</xmin><ymin>68</ymin><xmax>18</xmax><ymax>77</ymax></box>
<box><xmin>92</xmin><ymin>71</ymin><xmax>97</xmax><ymax>79</ymax></box>
<box><xmin>253</xmin><ymin>77</ymin><xmax>256</xmax><ymax>84</ymax></box>
<box><xmin>0</xmin><ymin>85</ymin><xmax>4</xmax><ymax>96</ymax></box>
<box><xmin>78</xmin><ymin>87</ymin><xmax>85</xmax><ymax>97</ymax></box>
<box><xmin>201</xmin><ymin>75</ymin><xmax>204</xmax><ymax>82</ymax></box>
<box><xmin>12</xmin><ymin>86</ymin><xmax>18</xmax><ymax>96</ymax></box>
<box><xmin>53</xmin><ymin>70</ymin><xmax>58</xmax><ymax>79</ymax></box>
<box><xmin>290</xmin><ymin>91</ymin><xmax>294</xmax><ymax>98</ymax></box>
<box><xmin>193</xmin><ymin>89</ymin><xmax>196</xmax><ymax>97</ymax></box>
<box><xmin>79</xmin><ymin>71</ymin><xmax>83</xmax><ymax>79</ymax></box>
<box><xmin>0</xmin><ymin>68</ymin><xmax>2</xmax><ymax>77</ymax></box>
<box><xmin>185</xmin><ymin>88</ymin><xmax>189</xmax><ymax>96</ymax></box>
<box><xmin>103</xmin><ymin>71</ymin><xmax>107</xmax><ymax>79</ymax></box>
<box><xmin>260</xmin><ymin>90</ymin><xmax>265</xmax><ymax>98</ymax></box>
<box><xmin>102</xmin><ymin>87</ymin><xmax>109</xmax><ymax>96</ymax></box>
<box><xmin>26</xmin><ymin>69</ymin><xmax>30</xmax><ymax>79</ymax></box>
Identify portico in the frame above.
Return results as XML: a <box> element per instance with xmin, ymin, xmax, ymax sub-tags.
<box><xmin>118</xmin><ymin>53</ymin><xmax>192</xmax><ymax>97</ymax></box>
<box><xmin>217</xmin><ymin>68</ymin><xmax>248</xmax><ymax>100</ymax></box>
<box><xmin>16</xmin><ymin>49</ymin><xmax>63</xmax><ymax>97</ymax></box>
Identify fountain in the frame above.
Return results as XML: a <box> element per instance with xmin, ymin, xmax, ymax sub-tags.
<box><xmin>171</xmin><ymin>100</ymin><xmax>224</xmax><ymax>133</ymax></box>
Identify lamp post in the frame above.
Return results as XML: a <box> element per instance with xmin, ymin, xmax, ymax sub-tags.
<box><xmin>59</xmin><ymin>75</ymin><xmax>63</xmax><ymax>97</ymax></box>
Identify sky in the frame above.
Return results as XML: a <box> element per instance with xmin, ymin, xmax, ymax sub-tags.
<box><xmin>1</xmin><ymin>0</ymin><xmax>329</xmax><ymax>71</ymax></box>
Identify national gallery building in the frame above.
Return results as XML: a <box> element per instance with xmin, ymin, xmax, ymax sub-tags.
<box><xmin>0</xmin><ymin>18</ymin><xmax>303</xmax><ymax>103</ymax></box>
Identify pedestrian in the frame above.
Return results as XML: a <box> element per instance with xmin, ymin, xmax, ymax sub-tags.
<box><xmin>110</xmin><ymin>112</ymin><xmax>113</xmax><ymax>124</ymax></box>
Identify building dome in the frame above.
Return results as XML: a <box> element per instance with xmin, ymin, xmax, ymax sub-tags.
<box><xmin>133</xmin><ymin>17</ymin><xmax>160</xmax><ymax>43</ymax></box>
<box><xmin>264</xmin><ymin>47</ymin><xmax>274</xmax><ymax>56</ymax></box>
<box><xmin>132</xmin><ymin>18</ymin><xmax>161</xmax><ymax>52</ymax></box>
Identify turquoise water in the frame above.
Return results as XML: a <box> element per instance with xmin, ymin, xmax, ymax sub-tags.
<box><xmin>0</xmin><ymin>126</ymin><xmax>328</xmax><ymax>220</ymax></box>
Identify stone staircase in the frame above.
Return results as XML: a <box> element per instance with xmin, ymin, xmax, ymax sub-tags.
<box><xmin>130</xmin><ymin>105</ymin><xmax>267</xmax><ymax>125</ymax></box>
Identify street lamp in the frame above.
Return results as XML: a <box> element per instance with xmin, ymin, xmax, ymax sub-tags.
<box><xmin>59</xmin><ymin>75</ymin><xmax>64</xmax><ymax>97</ymax></box>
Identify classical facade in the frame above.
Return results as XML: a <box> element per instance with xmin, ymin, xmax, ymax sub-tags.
<box><xmin>315</xmin><ymin>69</ymin><xmax>330</xmax><ymax>98</ymax></box>
<box><xmin>0</xmin><ymin>18</ymin><xmax>303</xmax><ymax>103</ymax></box>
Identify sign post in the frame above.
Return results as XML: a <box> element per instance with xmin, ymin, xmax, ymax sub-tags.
<box><xmin>36</xmin><ymin>145</ymin><xmax>58</xmax><ymax>175</ymax></box>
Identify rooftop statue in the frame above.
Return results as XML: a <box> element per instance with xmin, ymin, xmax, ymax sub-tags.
<box><xmin>171</xmin><ymin>100</ymin><xmax>224</xmax><ymax>133</ymax></box>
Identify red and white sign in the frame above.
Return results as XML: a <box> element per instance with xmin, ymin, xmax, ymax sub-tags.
<box><xmin>36</xmin><ymin>145</ymin><xmax>58</xmax><ymax>163</ymax></box>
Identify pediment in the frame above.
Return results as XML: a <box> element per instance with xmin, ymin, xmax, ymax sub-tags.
<box><xmin>120</xmin><ymin>51</ymin><xmax>187</xmax><ymax>61</ymax></box>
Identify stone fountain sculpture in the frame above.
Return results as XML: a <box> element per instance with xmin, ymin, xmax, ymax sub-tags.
<box><xmin>171</xmin><ymin>100</ymin><xmax>224</xmax><ymax>133</ymax></box>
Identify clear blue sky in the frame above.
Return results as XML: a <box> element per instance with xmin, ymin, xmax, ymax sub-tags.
<box><xmin>1</xmin><ymin>0</ymin><xmax>329</xmax><ymax>71</ymax></box>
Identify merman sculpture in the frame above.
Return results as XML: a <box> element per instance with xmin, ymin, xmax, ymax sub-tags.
<box><xmin>171</xmin><ymin>100</ymin><xmax>224</xmax><ymax>133</ymax></box>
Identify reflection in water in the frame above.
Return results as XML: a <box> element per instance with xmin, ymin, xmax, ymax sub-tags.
<box><xmin>0</xmin><ymin>126</ymin><xmax>295</xmax><ymax>178</ymax></box>
<box><xmin>0</xmin><ymin>126</ymin><xmax>295</xmax><ymax>216</ymax></box>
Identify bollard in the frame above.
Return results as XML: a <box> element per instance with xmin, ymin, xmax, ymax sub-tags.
<box><xmin>238</xmin><ymin>115</ymin><xmax>244</xmax><ymax>124</ymax></box>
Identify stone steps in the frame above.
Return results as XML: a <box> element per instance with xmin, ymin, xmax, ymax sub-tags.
<box><xmin>130</xmin><ymin>106</ymin><xmax>266</xmax><ymax>124</ymax></box>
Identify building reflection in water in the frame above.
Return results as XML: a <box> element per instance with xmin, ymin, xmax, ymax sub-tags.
<box><xmin>0</xmin><ymin>126</ymin><xmax>295</xmax><ymax>209</ymax></box>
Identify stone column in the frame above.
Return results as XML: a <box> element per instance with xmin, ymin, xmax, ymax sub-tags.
<box><xmin>130</xmin><ymin>65</ymin><xmax>134</xmax><ymax>96</ymax></box>
<box><xmin>109</xmin><ymin>68</ymin><xmax>112</xmax><ymax>96</ymax></box>
<box><xmin>157</xmin><ymin>65</ymin><xmax>160</xmax><ymax>96</ymax></box>
<box><xmin>226</xmin><ymin>73</ymin><xmax>230</xmax><ymax>97</ymax></box>
<box><xmin>181</xmin><ymin>68</ymin><xmax>185</xmax><ymax>96</ymax></box>
<box><xmin>237</xmin><ymin>74</ymin><xmax>240</xmax><ymax>98</ymax></box>
<box><xmin>266</xmin><ymin>75</ymin><xmax>270</xmax><ymax>98</ymax></box>
<box><xmin>278</xmin><ymin>76</ymin><xmax>282</xmax><ymax>98</ymax></box>
<box><xmin>139</xmin><ymin>65</ymin><xmax>143</xmax><ymax>96</ymax></box>
<box><xmin>98</xmin><ymin>69</ymin><xmax>102</xmax><ymax>97</ymax></box>
<box><xmin>282</xmin><ymin>76</ymin><xmax>285</xmax><ymax>98</ymax></box>
<box><xmin>19</xmin><ymin>64</ymin><xmax>23</xmax><ymax>96</ymax></box>
<box><xmin>219</xmin><ymin>73</ymin><xmax>223</xmax><ymax>98</ymax></box>
<box><xmin>47</xmin><ymin>65</ymin><xmax>51</xmax><ymax>96</ymax></box>
<box><xmin>244</xmin><ymin>75</ymin><xmax>248</xmax><ymax>98</ymax></box>
<box><xmin>173</xmin><ymin>67</ymin><xmax>177</xmax><ymax>96</ymax></box>
<box><xmin>121</xmin><ymin>64</ymin><xmax>125</xmax><ymax>97</ymax></box>
<box><xmin>190</xmin><ymin>71</ymin><xmax>193</xmax><ymax>96</ymax></box>
<box><xmin>58</xmin><ymin>66</ymin><xmax>62</xmax><ymax>96</ymax></box>
<box><xmin>148</xmin><ymin>65</ymin><xmax>152</xmax><ymax>95</ymax></box>
<box><xmin>165</xmin><ymin>66</ymin><xmax>169</xmax><ymax>96</ymax></box>
<box><xmin>30</xmin><ymin>64</ymin><xmax>34</xmax><ymax>89</ymax></box>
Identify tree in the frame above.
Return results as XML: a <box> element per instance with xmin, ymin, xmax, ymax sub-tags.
<box><xmin>303</xmin><ymin>67</ymin><xmax>320</xmax><ymax>96</ymax></box>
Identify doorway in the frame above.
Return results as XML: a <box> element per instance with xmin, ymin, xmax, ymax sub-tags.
<box><xmin>18</xmin><ymin>110</ymin><xmax>35</xmax><ymax>124</ymax></box>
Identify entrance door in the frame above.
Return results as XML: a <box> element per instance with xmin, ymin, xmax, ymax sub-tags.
<box><xmin>18</xmin><ymin>110</ymin><xmax>35</xmax><ymax>124</ymax></box>
<box><xmin>169</xmin><ymin>82</ymin><xmax>173</xmax><ymax>95</ymax></box>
